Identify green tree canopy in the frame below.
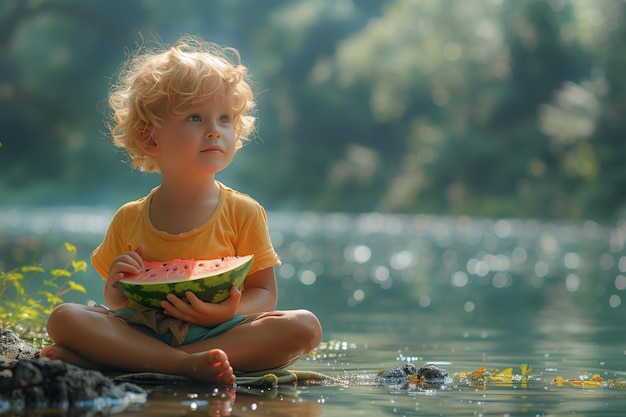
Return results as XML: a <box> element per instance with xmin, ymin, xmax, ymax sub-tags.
<box><xmin>1</xmin><ymin>0</ymin><xmax>625</xmax><ymax>220</ymax></box>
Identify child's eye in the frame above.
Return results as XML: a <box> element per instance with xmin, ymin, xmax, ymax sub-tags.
<box><xmin>220</xmin><ymin>115</ymin><xmax>230</xmax><ymax>123</ymax></box>
<box><xmin>187</xmin><ymin>115</ymin><xmax>201</xmax><ymax>122</ymax></box>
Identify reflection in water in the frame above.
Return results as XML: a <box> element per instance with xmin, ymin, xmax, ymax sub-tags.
<box><xmin>115</xmin><ymin>385</ymin><xmax>323</xmax><ymax>417</ymax></box>
<box><xmin>2</xmin><ymin>208</ymin><xmax>626</xmax><ymax>415</ymax></box>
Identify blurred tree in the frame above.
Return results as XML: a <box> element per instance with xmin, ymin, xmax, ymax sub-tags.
<box><xmin>0</xmin><ymin>0</ymin><xmax>625</xmax><ymax>220</ymax></box>
<box><xmin>0</xmin><ymin>0</ymin><xmax>151</xmax><ymax>204</ymax></box>
<box><xmin>563</xmin><ymin>0</ymin><xmax>626</xmax><ymax>219</ymax></box>
<box><xmin>230</xmin><ymin>0</ymin><xmax>391</xmax><ymax>208</ymax></box>
<box><xmin>324</xmin><ymin>0</ymin><xmax>623</xmax><ymax>219</ymax></box>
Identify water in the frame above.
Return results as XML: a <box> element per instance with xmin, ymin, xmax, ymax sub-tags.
<box><xmin>2</xmin><ymin>208</ymin><xmax>626</xmax><ymax>416</ymax></box>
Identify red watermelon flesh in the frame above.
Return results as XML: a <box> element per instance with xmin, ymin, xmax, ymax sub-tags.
<box><xmin>117</xmin><ymin>255</ymin><xmax>254</xmax><ymax>308</ymax></box>
<box><xmin>126</xmin><ymin>257</ymin><xmax>248</xmax><ymax>283</ymax></box>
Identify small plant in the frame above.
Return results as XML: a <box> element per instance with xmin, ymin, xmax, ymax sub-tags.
<box><xmin>0</xmin><ymin>242</ymin><xmax>88</xmax><ymax>338</ymax></box>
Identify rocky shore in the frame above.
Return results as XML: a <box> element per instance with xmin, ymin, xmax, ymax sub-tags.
<box><xmin>1</xmin><ymin>327</ymin><xmax>453</xmax><ymax>414</ymax></box>
<box><xmin>0</xmin><ymin>329</ymin><xmax>146</xmax><ymax>413</ymax></box>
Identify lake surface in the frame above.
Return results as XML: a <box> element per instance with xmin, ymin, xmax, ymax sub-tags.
<box><xmin>2</xmin><ymin>207</ymin><xmax>626</xmax><ymax>416</ymax></box>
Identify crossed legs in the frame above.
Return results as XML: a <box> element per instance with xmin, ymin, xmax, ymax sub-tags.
<box><xmin>40</xmin><ymin>303</ymin><xmax>322</xmax><ymax>384</ymax></box>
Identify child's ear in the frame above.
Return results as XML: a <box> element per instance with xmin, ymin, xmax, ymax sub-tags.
<box><xmin>141</xmin><ymin>128</ymin><xmax>160</xmax><ymax>156</ymax></box>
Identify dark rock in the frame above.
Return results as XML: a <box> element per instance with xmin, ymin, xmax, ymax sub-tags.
<box><xmin>0</xmin><ymin>329</ymin><xmax>146</xmax><ymax>412</ymax></box>
<box><xmin>0</xmin><ymin>357</ymin><xmax>146</xmax><ymax>412</ymax></box>
<box><xmin>12</xmin><ymin>359</ymin><xmax>44</xmax><ymax>387</ymax></box>
<box><xmin>416</xmin><ymin>363</ymin><xmax>451</xmax><ymax>385</ymax></box>
<box><xmin>0</xmin><ymin>329</ymin><xmax>39</xmax><ymax>367</ymax></box>
<box><xmin>376</xmin><ymin>362</ymin><xmax>451</xmax><ymax>386</ymax></box>
<box><xmin>376</xmin><ymin>363</ymin><xmax>418</xmax><ymax>383</ymax></box>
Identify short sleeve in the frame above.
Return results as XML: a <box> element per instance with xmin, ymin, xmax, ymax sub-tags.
<box><xmin>236</xmin><ymin>204</ymin><xmax>280</xmax><ymax>274</ymax></box>
<box><xmin>91</xmin><ymin>202</ymin><xmax>141</xmax><ymax>279</ymax></box>
<box><xmin>91</xmin><ymin>212</ymin><xmax>127</xmax><ymax>279</ymax></box>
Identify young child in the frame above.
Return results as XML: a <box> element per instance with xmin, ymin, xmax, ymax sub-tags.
<box><xmin>41</xmin><ymin>35</ymin><xmax>322</xmax><ymax>385</ymax></box>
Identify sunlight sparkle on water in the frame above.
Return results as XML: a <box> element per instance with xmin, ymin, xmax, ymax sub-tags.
<box><xmin>278</xmin><ymin>263</ymin><xmax>295</xmax><ymax>279</ymax></box>
<box><xmin>389</xmin><ymin>250</ymin><xmax>414</xmax><ymax>270</ymax></box>
<box><xmin>451</xmin><ymin>271</ymin><xmax>469</xmax><ymax>287</ymax></box>
<box><xmin>619</xmin><ymin>256</ymin><xmax>626</xmax><ymax>272</ymax></box>
<box><xmin>418</xmin><ymin>295</ymin><xmax>431</xmax><ymax>307</ymax></box>
<box><xmin>299</xmin><ymin>270</ymin><xmax>317</xmax><ymax>285</ymax></box>
<box><xmin>534</xmin><ymin>261</ymin><xmax>550</xmax><ymax>278</ymax></box>
<box><xmin>564</xmin><ymin>252</ymin><xmax>581</xmax><ymax>269</ymax></box>
<box><xmin>351</xmin><ymin>289</ymin><xmax>365</xmax><ymax>303</ymax></box>
<box><xmin>565</xmin><ymin>273</ymin><xmax>581</xmax><ymax>292</ymax></box>
<box><xmin>615</xmin><ymin>275</ymin><xmax>626</xmax><ymax>290</ymax></box>
<box><xmin>492</xmin><ymin>272</ymin><xmax>512</xmax><ymax>288</ymax></box>
<box><xmin>344</xmin><ymin>245</ymin><xmax>372</xmax><ymax>263</ymax></box>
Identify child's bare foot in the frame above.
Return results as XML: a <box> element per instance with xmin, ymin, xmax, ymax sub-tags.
<box><xmin>40</xmin><ymin>344</ymin><xmax>110</xmax><ymax>370</ymax></box>
<box><xmin>42</xmin><ymin>345</ymin><xmax>234</xmax><ymax>384</ymax></box>
<box><xmin>184</xmin><ymin>349</ymin><xmax>236</xmax><ymax>385</ymax></box>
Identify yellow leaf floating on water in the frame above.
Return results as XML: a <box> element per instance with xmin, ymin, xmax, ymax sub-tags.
<box><xmin>611</xmin><ymin>378</ymin><xmax>626</xmax><ymax>389</ymax></box>
<box><xmin>551</xmin><ymin>371</ymin><xmax>610</xmax><ymax>389</ymax></box>
<box><xmin>569</xmin><ymin>379</ymin><xmax>603</xmax><ymax>388</ymax></box>
<box><xmin>490</xmin><ymin>368</ymin><xmax>513</xmax><ymax>382</ymax></box>
<box><xmin>567</xmin><ymin>373</ymin><xmax>604</xmax><ymax>388</ymax></box>
<box><xmin>451</xmin><ymin>364</ymin><xmax>626</xmax><ymax>390</ymax></box>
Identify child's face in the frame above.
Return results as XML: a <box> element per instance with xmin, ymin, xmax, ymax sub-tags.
<box><xmin>149</xmin><ymin>91</ymin><xmax>237</xmax><ymax>177</ymax></box>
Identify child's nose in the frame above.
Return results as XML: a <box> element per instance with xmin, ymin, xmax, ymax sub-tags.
<box><xmin>205</xmin><ymin>126</ymin><xmax>221</xmax><ymax>138</ymax></box>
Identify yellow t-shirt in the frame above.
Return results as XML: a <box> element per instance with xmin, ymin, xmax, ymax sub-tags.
<box><xmin>92</xmin><ymin>181</ymin><xmax>280</xmax><ymax>279</ymax></box>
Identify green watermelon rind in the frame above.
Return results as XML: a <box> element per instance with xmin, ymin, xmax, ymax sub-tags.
<box><xmin>117</xmin><ymin>256</ymin><xmax>253</xmax><ymax>309</ymax></box>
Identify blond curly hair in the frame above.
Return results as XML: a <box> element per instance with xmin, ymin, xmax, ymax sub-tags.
<box><xmin>107</xmin><ymin>35</ymin><xmax>256</xmax><ymax>173</ymax></box>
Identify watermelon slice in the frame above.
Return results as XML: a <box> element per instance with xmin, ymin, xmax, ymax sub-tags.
<box><xmin>117</xmin><ymin>255</ymin><xmax>253</xmax><ymax>309</ymax></box>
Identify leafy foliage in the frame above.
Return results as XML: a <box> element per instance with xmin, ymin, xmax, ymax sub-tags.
<box><xmin>1</xmin><ymin>0</ymin><xmax>626</xmax><ymax>219</ymax></box>
<box><xmin>0</xmin><ymin>242</ymin><xmax>88</xmax><ymax>338</ymax></box>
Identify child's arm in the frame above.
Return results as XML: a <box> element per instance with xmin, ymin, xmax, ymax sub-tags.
<box><xmin>233</xmin><ymin>267</ymin><xmax>278</xmax><ymax>314</ymax></box>
<box><xmin>161</xmin><ymin>267</ymin><xmax>278</xmax><ymax>327</ymax></box>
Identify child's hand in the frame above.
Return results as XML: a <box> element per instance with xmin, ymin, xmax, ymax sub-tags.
<box><xmin>107</xmin><ymin>244</ymin><xmax>146</xmax><ymax>287</ymax></box>
<box><xmin>161</xmin><ymin>286</ymin><xmax>242</xmax><ymax>327</ymax></box>
<box><xmin>104</xmin><ymin>244</ymin><xmax>146</xmax><ymax>310</ymax></box>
